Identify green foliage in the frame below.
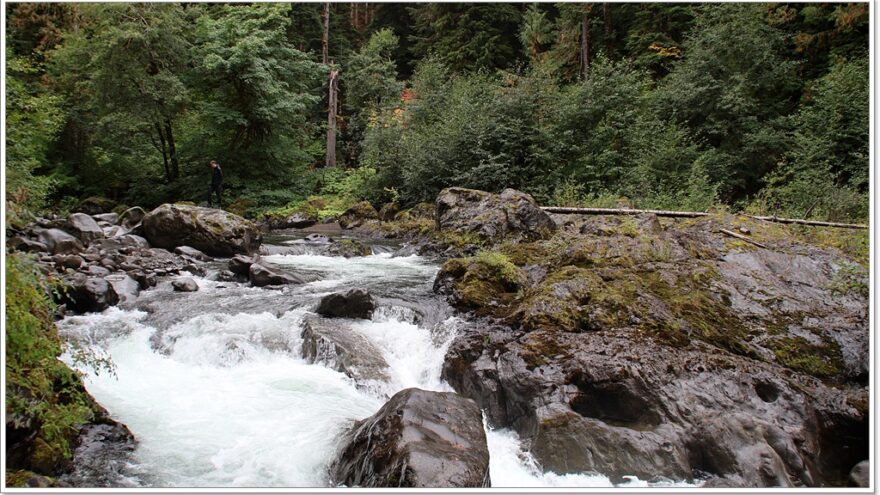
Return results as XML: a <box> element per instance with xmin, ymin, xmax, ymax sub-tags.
<box><xmin>5</xmin><ymin>253</ymin><xmax>94</xmax><ymax>464</ymax></box>
<box><xmin>473</xmin><ymin>251</ymin><xmax>522</xmax><ymax>287</ymax></box>
<box><xmin>6</xmin><ymin>52</ymin><xmax>65</xmax><ymax>224</ymax></box>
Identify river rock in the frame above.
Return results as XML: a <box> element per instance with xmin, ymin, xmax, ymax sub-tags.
<box><xmin>102</xmin><ymin>225</ymin><xmax>127</xmax><ymax>238</ymax></box>
<box><xmin>435</xmin><ymin>188</ymin><xmax>555</xmax><ymax>242</ymax></box>
<box><xmin>300</xmin><ymin>316</ymin><xmax>390</xmax><ymax>382</ymax></box>
<box><xmin>285</xmin><ymin>213</ymin><xmax>317</xmax><ymax>229</ymax></box>
<box><xmin>143</xmin><ymin>204</ymin><xmax>261</xmax><ymax>256</ymax></box>
<box><xmin>316</xmin><ymin>288</ymin><xmax>376</xmax><ymax>319</ymax></box>
<box><xmin>104</xmin><ymin>273</ymin><xmax>140</xmax><ymax>304</ymax></box>
<box><xmin>329</xmin><ymin>388</ymin><xmax>490</xmax><ymax>487</ymax></box>
<box><xmin>118</xmin><ymin>207</ymin><xmax>146</xmax><ymax>230</ymax></box>
<box><xmin>53</xmin><ymin>254</ymin><xmax>84</xmax><ymax>270</ymax></box>
<box><xmin>67</xmin><ymin>213</ymin><xmax>105</xmax><ymax>244</ymax></box>
<box><xmin>378</xmin><ymin>202</ymin><xmax>400</xmax><ymax>221</ymax></box>
<box><xmin>8</xmin><ymin>236</ymin><xmax>49</xmax><ymax>253</ymax></box>
<box><xmin>443</xmin><ymin>326</ymin><xmax>867</xmax><ymax>487</ymax></box>
<box><xmin>229</xmin><ymin>255</ymin><xmax>256</xmax><ymax>276</ymax></box>
<box><xmin>338</xmin><ymin>201</ymin><xmax>379</xmax><ymax>229</ymax></box>
<box><xmin>92</xmin><ymin>213</ymin><xmax>119</xmax><ymax>225</ymax></box>
<box><xmin>848</xmin><ymin>460</ymin><xmax>870</xmax><ymax>487</ymax></box>
<box><xmin>327</xmin><ymin>239</ymin><xmax>372</xmax><ymax>258</ymax></box>
<box><xmin>86</xmin><ymin>265</ymin><xmax>111</xmax><ymax>277</ymax></box>
<box><xmin>174</xmin><ymin>246</ymin><xmax>212</xmax><ymax>261</ymax></box>
<box><xmin>37</xmin><ymin>229</ymin><xmax>84</xmax><ymax>255</ymax></box>
<box><xmin>60</xmin><ymin>274</ymin><xmax>119</xmax><ymax>313</ymax></box>
<box><xmin>249</xmin><ymin>263</ymin><xmax>302</xmax><ymax>287</ymax></box>
<box><xmin>172</xmin><ymin>277</ymin><xmax>199</xmax><ymax>292</ymax></box>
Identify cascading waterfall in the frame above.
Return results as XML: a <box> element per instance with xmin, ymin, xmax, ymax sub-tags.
<box><xmin>58</xmin><ymin>239</ymin><xmax>697</xmax><ymax>488</ymax></box>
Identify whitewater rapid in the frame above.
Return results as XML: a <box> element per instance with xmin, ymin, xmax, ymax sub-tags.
<box><xmin>58</xmin><ymin>249</ymin><xmax>698</xmax><ymax>488</ymax></box>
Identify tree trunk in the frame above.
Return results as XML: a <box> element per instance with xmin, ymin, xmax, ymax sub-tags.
<box><xmin>322</xmin><ymin>2</ymin><xmax>330</xmax><ymax>64</ymax></box>
<box><xmin>154</xmin><ymin>122</ymin><xmax>171</xmax><ymax>182</ymax></box>
<box><xmin>603</xmin><ymin>3</ymin><xmax>613</xmax><ymax>54</ymax></box>
<box><xmin>326</xmin><ymin>69</ymin><xmax>339</xmax><ymax>168</ymax></box>
<box><xmin>164</xmin><ymin>118</ymin><xmax>179</xmax><ymax>179</ymax></box>
<box><xmin>580</xmin><ymin>6</ymin><xmax>591</xmax><ymax>79</ymax></box>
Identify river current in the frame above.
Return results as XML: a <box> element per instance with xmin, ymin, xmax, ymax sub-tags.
<box><xmin>57</xmin><ymin>232</ymin><xmax>697</xmax><ymax>488</ymax></box>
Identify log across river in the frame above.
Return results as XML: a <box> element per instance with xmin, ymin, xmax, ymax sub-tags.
<box><xmin>56</xmin><ymin>231</ymin><xmax>698</xmax><ymax>488</ymax></box>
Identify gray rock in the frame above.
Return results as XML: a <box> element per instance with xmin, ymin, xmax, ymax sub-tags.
<box><xmin>67</xmin><ymin>213</ymin><xmax>105</xmax><ymax>244</ymax></box>
<box><xmin>86</xmin><ymin>265</ymin><xmax>111</xmax><ymax>277</ymax></box>
<box><xmin>285</xmin><ymin>213</ymin><xmax>317</xmax><ymax>229</ymax></box>
<box><xmin>172</xmin><ymin>277</ymin><xmax>199</xmax><ymax>292</ymax></box>
<box><xmin>338</xmin><ymin>201</ymin><xmax>379</xmax><ymax>229</ymax></box>
<box><xmin>7</xmin><ymin>236</ymin><xmax>49</xmax><ymax>253</ymax></box>
<box><xmin>104</xmin><ymin>273</ymin><xmax>140</xmax><ymax>303</ymax></box>
<box><xmin>329</xmin><ymin>388</ymin><xmax>490</xmax><ymax>488</ymax></box>
<box><xmin>327</xmin><ymin>239</ymin><xmax>372</xmax><ymax>258</ymax></box>
<box><xmin>118</xmin><ymin>207</ymin><xmax>146</xmax><ymax>230</ymax></box>
<box><xmin>60</xmin><ymin>274</ymin><xmax>119</xmax><ymax>313</ymax></box>
<box><xmin>229</xmin><ymin>255</ymin><xmax>257</xmax><ymax>276</ymax></box>
<box><xmin>143</xmin><ymin>204</ymin><xmax>261</xmax><ymax>256</ymax></box>
<box><xmin>92</xmin><ymin>213</ymin><xmax>119</xmax><ymax>225</ymax></box>
<box><xmin>174</xmin><ymin>246</ymin><xmax>212</xmax><ymax>261</ymax></box>
<box><xmin>435</xmin><ymin>187</ymin><xmax>556</xmax><ymax>241</ymax></box>
<box><xmin>248</xmin><ymin>263</ymin><xmax>302</xmax><ymax>287</ymax></box>
<box><xmin>849</xmin><ymin>460</ymin><xmax>869</xmax><ymax>487</ymax></box>
<box><xmin>37</xmin><ymin>228</ymin><xmax>84</xmax><ymax>254</ymax></box>
<box><xmin>102</xmin><ymin>225</ymin><xmax>127</xmax><ymax>238</ymax></box>
<box><xmin>300</xmin><ymin>316</ymin><xmax>390</xmax><ymax>382</ymax></box>
<box><xmin>316</xmin><ymin>288</ymin><xmax>376</xmax><ymax>319</ymax></box>
<box><xmin>54</xmin><ymin>254</ymin><xmax>85</xmax><ymax>270</ymax></box>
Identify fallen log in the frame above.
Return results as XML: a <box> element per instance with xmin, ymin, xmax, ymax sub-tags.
<box><xmin>719</xmin><ymin>228</ymin><xmax>768</xmax><ymax>249</ymax></box>
<box><xmin>540</xmin><ymin>206</ymin><xmax>868</xmax><ymax>229</ymax></box>
<box><xmin>540</xmin><ymin>206</ymin><xmax>708</xmax><ymax>218</ymax></box>
<box><xmin>747</xmin><ymin>215</ymin><xmax>868</xmax><ymax>230</ymax></box>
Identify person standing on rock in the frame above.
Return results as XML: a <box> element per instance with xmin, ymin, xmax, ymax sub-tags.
<box><xmin>208</xmin><ymin>160</ymin><xmax>223</xmax><ymax>208</ymax></box>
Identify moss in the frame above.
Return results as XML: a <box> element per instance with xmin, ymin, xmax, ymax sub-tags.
<box><xmin>441</xmin><ymin>252</ymin><xmax>525</xmax><ymax>310</ymax></box>
<box><xmin>767</xmin><ymin>335</ymin><xmax>843</xmax><ymax>379</ymax></box>
<box><xmin>520</xmin><ymin>332</ymin><xmax>570</xmax><ymax>369</ymax></box>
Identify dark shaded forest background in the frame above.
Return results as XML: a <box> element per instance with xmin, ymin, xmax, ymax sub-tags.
<box><xmin>5</xmin><ymin>2</ymin><xmax>870</xmax><ymax>223</ymax></box>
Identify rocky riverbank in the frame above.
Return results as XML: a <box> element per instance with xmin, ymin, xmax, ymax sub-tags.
<box><xmin>6</xmin><ymin>190</ymin><xmax>869</xmax><ymax>488</ymax></box>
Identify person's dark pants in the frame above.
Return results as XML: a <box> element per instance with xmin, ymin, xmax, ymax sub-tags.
<box><xmin>209</xmin><ymin>184</ymin><xmax>223</xmax><ymax>208</ymax></box>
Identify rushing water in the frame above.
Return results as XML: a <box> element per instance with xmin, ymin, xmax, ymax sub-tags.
<box><xmin>58</xmin><ymin>234</ymin><xmax>698</xmax><ymax>488</ymax></box>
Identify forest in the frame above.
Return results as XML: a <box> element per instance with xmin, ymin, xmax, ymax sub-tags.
<box><xmin>6</xmin><ymin>2</ymin><xmax>870</xmax><ymax>223</ymax></box>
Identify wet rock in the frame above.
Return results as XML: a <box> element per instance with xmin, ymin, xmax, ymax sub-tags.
<box><xmin>37</xmin><ymin>228</ymin><xmax>84</xmax><ymax>254</ymax></box>
<box><xmin>329</xmin><ymin>388</ymin><xmax>490</xmax><ymax>488</ymax></box>
<box><xmin>130</xmin><ymin>271</ymin><xmax>158</xmax><ymax>290</ymax></box>
<box><xmin>327</xmin><ymin>239</ymin><xmax>372</xmax><ymax>258</ymax></box>
<box><xmin>849</xmin><ymin>460</ymin><xmax>869</xmax><ymax>487</ymax></box>
<box><xmin>172</xmin><ymin>277</ymin><xmax>199</xmax><ymax>292</ymax></box>
<box><xmin>104</xmin><ymin>273</ymin><xmax>140</xmax><ymax>304</ymax></box>
<box><xmin>316</xmin><ymin>288</ymin><xmax>376</xmax><ymax>319</ymax></box>
<box><xmin>7</xmin><ymin>236</ymin><xmax>49</xmax><ymax>253</ymax></box>
<box><xmin>338</xmin><ymin>201</ymin><xmax>379</xmax><ymax>229</ymax></box>
<box><xmin>86</xmin><ymin>265</ymin><xmax>111</xmax><ymax>277</ymax></box>
<box><xmin>67</xmin><ymin>213</ymin><xmax>105</xmax><ymax>244</ymax></box>
<box><xmin>54</xmin><ymin>254</ymin><xmax>85</xmax><ymax>270</ymax></box>
<box><xmin>300</xmin><ymin>316</ymin><xmax>390</xmax><ymax>382</ymax></box>
<box><xmin>143</xmin><ymin>204</ymin><xmax>262</xmax><ymax>256</ymax></box>
<box><xmin>285</xmin><ymin>213</ymin><xmax>317</xmax><ymax>229</ymax></box>
<box><xmin>306</xmin><ymin>233</ymin><xmax>333</xmax><ymax>243</ymax></box>
<box><xmin>442</xmin><ymin>328</ymin><xmax>868</xmax><ymax>487</ymax></box>
<box><xmin>249</xmin><ymin>263</ymin><xmax>302</xmax><ymax>287</ymax></box>
<box><xmin>174</xmin><ymin>245</ymin><xmax>212</xmax><ymax>261</ymax></box>
<box><xmin>60</xmin><ymin>274</ymin><xmax>119</xmax><ymax>313</ymax></box>
<box><xmin>435</xmin><ymin>187</ymin><xmax>555</xmax><ymax>241</ymax></box>
<box><xmin>92</xmin><ymin>213</ymin><xmax>119</xmax><ymax>225</ymax></box>
<box><xmin>229</xmin><ymin>255</ymin><xmax>257</xmax><ymax>276</ymax></box>
<box><xmin>118</xmin><ymin>206</ymin><xmax>146</xmax><ymax>230</ymax></box>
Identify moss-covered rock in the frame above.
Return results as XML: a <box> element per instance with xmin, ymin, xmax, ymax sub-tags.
<box><xmin>338</xmin><ymin>201</ymin><xmax>379</xmax><ymax>229</ymax></box>
<box><xmin>434</xmin><ymin>252</ymin><xmax>526</xmax><ymax>311</ymax></box>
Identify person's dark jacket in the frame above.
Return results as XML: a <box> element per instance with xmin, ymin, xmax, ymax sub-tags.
<box><xmin>212</xmin><ymin>165</ymin><xmax>223</xmax><ymax>187</ymax></box>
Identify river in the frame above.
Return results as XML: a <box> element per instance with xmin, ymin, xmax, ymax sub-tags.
<box><xmin>57</xmin><ymin>232</ymin><xmax>697</xmax><ymax>488</ymax></box>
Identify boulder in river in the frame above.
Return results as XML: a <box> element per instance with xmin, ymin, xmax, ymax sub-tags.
<box><xmin>329</xmin><ymin>388</ymin><xmax>490</xmax><ymax>488</ymax></box>
<box><xmin>142</xmin><ymin>204</ymin><xmax>261</xmax><ymax>256</ymax></box>
<box><xmin>316</xmin><ymin>288</ymin><xmax>376</xmax><ymax>319</ymax></box>
<box><xmin>435</xmin><ymin>187</ymin><xmax>556</xmax><ymax>241</ymax></box>
<box><xmin>59</xmin><ymin>273</ymin><xmax>119</xmax><ymax>313</ymax></box>
<box><xmin>67</xmin><ymin>213</ymin><xmax>105</xmax><ymax>244</ymax></box>
<box><xmin>174</xmin><ymin>246</ymin><xmax>212</xmax><ymax>262</ymax></box>
<box><xmin>228</xmin><ymin>254</ymin><xmax>257</xmax><ymax>276</ymax></box>
<box><xmin>249</xmin><ymin>263</ymin><xmax>302</xmax><ymax>287</ymax></box>
<box><xmin>172</xmin><ymin>277</ymin><xmax>199</xmax><ymax>292</ymax></box>
<box><xmin>300</xmin><ymin>316</ymin><xmax>390</xmax><ymax>382</ymax></box>
<box><xmin>338</xmin><ymin>201</ymin><xmax>379</xmax><ymax>229</ymax></box>
<box><xmin>104</xmin><ymin>273</ymin><xmax>140</xmax><ymax>303</ymax></box>
<box><xmin>326</xmin><ymin>239</ymin><xmax>372</xmax><ymax>258</ymax></box>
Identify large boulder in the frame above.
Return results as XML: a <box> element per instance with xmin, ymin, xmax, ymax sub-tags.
<box><xmin>118</xmin><ymin>207</ymin><xmax>146</xmax><ymax>231</ymax></box>
<box><xmin>300</xmin><ymin>316</ymin><xmax>389</xmax><ymax>382</ymax></box>
<box><xmin>228</xmin><ymin>255</ymin><xmax>257</xmax><ymax>276</ymax></box>
<box><xmin>142</xmin><ymin>204</ymin><xmax>261</xmax><ymax>256</ymax></box>
<box><xmin>174</xmin><ymin>246</ymin><xmax>212</xmax><ymax>262</ymax></box>
<box><xmin>60</xmin><ymin>274</ymin><xmax>119</xmax><ymax>313</ymax></box>
<box><xmin>326</xmin><ymin>239</ymin><xmax>372</xmax><ymax>258</ymax></box>
<box><xmin>92</xmin><ymin>213</ymin><xmax>118</xmax><ymax>225</ymax></box>
<box><xmin>435</xmin><ymin>188</ymin><xmax>556</xmax><ymax>241</ymax></box>
<box><xmin>329</xmin><ymin>388</ymin><xmax>490</xmax><ymax>488</ymax></box>
<box><xmin>316</xmin><ymin>288</ymin><xmax>376</xmax><ymax>319</ymax></box>
<box><xmin>104</xmin><ymin>273</ymin><xmax>140</xmax><ymax>304</ymax></box>
<box><xmin>36</xmin><ymin>229</ymin><xmax>84</xmax><ymax>255</ymax></box>
<box><xmin>172</xmin><ymin>277</ymin><xmax>199</xmax><ymax>292</ymax></box>
<box><xmin>67</xmin><ymin>213</ymin><xmax>104</xmax><ymax>244</ymax></box>
<box><xmin>248</xmin><ymin>263</ymin><xmax>302</xmax><ymax>287</ymax></box>
<box><xmin>338</xmin><ymin>201</ymin><xmax>379</xmax><ymax>229</ymax></box>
